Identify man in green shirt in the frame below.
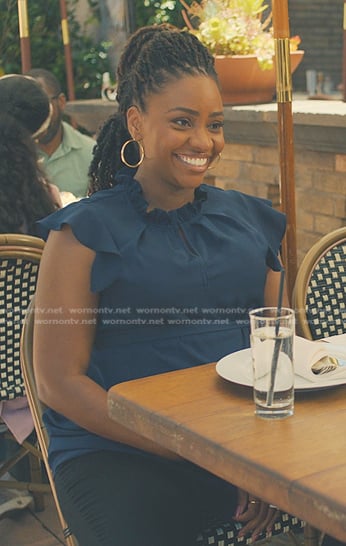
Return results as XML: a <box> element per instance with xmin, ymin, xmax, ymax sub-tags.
<box><xmin>27</xmin><ymin>69</ymin><xmax>95</xmax><ymax>198</ymax></box>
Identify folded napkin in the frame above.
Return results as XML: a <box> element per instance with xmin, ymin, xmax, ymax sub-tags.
<box><xmin>319</xmin><ymin>334</ymin><xmax>346</xmax><ymax>370</ymax></box>
<box><xmin>294</xmin><ymin>335</ymin><xmax>346</xmax><ymax>383</ymax></box>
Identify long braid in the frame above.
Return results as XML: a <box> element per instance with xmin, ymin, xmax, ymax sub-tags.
<box><xmin>88</xmin><ymin>113</ymin><xmax>130</xmax><ymax>193</ymax></box>
<box><xmin>88</xmin><ymin>24</ymin><xmax>218</xmax><ymax>195</ymax></box>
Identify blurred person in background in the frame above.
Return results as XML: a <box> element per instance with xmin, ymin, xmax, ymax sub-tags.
<box><xmin>27</xmin><ymin>68</ymin><xmax>95</xmax><ymax>199</ymax></box>
<box><xmin>0</xmin><ymin>74</ymin><xmax>60</xmax><ymax>234</ymax></box>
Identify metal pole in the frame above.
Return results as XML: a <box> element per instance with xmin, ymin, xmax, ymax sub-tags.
<box><xmin>59</xmin><ymin>0</ymin><xmax>75</xmax><ymax>100</ymax></box>
<box><xmin>17</xmin><ymin>0</ymin><xmax>31</xmax><ymax>72</ymax></box>
<box><xmin>272</xmin><ymin>0</ymin><xmax>297</xmax><ymax>300</ymax></box>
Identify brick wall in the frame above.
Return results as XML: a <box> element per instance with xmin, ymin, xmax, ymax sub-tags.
<box><xmin>209</xmin><ymin>143</ymin><xmax>346</xmax><ymax>266</ymax></box>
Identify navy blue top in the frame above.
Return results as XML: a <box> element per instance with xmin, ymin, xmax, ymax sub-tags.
<box><xmin>38</xmin><ymin>174</ymin><xmax>286</xmax><ymax>473</ymax></box>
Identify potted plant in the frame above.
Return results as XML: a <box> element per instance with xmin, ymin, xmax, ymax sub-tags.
<box><xmin>181</xmin><ymin>0</ymin><xmax>303</xmax><ymax>105</ymax></box>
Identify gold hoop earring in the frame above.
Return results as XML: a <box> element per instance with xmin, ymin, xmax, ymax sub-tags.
<box><xmin>207</xmin><ymin>153</ymin><xmax>221</xmax><ymax>170</ymax></box>
<box><xmin>120</xmin><ymin>139</ymin><xmax>145</xmax><ymax>168</ymax></box>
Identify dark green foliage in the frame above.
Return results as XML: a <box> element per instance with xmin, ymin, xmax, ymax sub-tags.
<box><xmin>0</xmin><ymin>0</ymin><xmax>198</xmax><ymax>98</ymax></box>
<box><xmin>0</xmin><ymin>0</ymin><xmax>110</xmax><ymax>98</ymax></box>
<box><xmin>134</xmin><ymin>0</ymin><xmax>188</xmax><ymax>28</ymax></box>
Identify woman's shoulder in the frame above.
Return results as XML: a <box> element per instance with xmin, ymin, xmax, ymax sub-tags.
<box><xmin>42</xmin><ymin>182</ymin><xmax>128</xmax><ymax>221</ymax></box>
<box><xmin>36</xmin><ymin>183</ymin><xmax>130</xmax><ymax>249</ymax></box>
<box><xmin>201</xmin><ymin>184</ymin><xmax>277</xmax><ymax>214</ymax></box>
<box><xmin>201</xmin><ymin>184</ymin><xmax>286</xmax><ymax>245</ymax></box>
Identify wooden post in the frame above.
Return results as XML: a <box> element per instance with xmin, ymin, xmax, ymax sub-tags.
<box><xmin>59</xmin><ymin>0</ymin><xmax>75</xmax><ymax>100</ymax></box>
<box><xmin>125</xmin><ymin>0</ymin><xmax>136</xmax><ymax>34</ymax></box>
<box><xmin>17</xmin><ymin>0</ymin><xmax>31</xmax><ymax>72</ymax></box>
<box><xmin>272</xmin><ymin>0</ymin><xmax>297</xmax><ymax>300</ymax></box>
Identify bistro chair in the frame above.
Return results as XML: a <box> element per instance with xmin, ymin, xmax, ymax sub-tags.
<box><xmin>20</xmin><ymin>296</ymin><xmax>77</xmax><ymax>546</ymax></box>
<box><xmin>196</xmin><ymin>513</ymin><xmax>305</xmax><ymax>546</ymax></box>
<box><xmin>0</xmin><ymin>233</ymin><xmax>50</xmax><ymax>511</ymax></box>
<box><xmin>292</xmin><ymin>226</ymin><xmax>346</xmax><ymax>340</ymax></box>
<box><xmin>291</xmin><ymin>226</ymin><xmax>346</xmax><ymax>546</ymax></box>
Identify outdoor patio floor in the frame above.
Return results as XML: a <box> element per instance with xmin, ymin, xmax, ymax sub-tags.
<box><xmin>0</xmin><ymin>491</ymin><xmax>65</xmax><ymax>546</ymax></box>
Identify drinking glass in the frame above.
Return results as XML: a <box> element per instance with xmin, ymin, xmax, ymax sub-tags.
<box><xmin>249</xmin><ymin>307</ymin><xmax>295</xmax><ymax>419</ymax></box>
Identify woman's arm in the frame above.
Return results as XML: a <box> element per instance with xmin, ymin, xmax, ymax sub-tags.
<box><xmin>34</xmin><ymin>225</ymin><xmax>178</xmax><ymax>459</ymax></box>
<box><xmin>47</xmin><ymin>182</ymin><xmax>63</xmax><ymax>208</ymax></box>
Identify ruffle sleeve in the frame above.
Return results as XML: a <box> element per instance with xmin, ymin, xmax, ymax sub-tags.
<box><xmin>37</xmin><ymin>200</ymin><xmax>122</xmax><ymax>292</ymax></box>
<box><xmin>238</xmin><ymin>193</ymin><xmax>286</xmax><ymax>271</ymax></box>
<box><xmin>203</xmin><ymin>187</ymin><xmax>286</xmax><ymax>272</ymax></box>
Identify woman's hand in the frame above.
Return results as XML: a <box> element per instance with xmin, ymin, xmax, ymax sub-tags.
<box><xmin>234</xmin><ymin>488</ymin><xmax>279</xmax><ymax>542</ymax></box>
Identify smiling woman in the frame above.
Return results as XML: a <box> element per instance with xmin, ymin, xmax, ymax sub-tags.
<box><xmin>124</xmin><ymin>74</ymin><xmax>224</xmax><ymax>210</ymax></box>
<box><xmin>33</xmin><ymin>24</ymin><xmax>288</xmax><ymax>546</ymax></box>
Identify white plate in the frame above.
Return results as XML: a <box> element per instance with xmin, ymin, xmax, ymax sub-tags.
<box><xmin>216</xmin><ymin>348</ymin><xmax>346</xmax><ymax>391</ymax></box>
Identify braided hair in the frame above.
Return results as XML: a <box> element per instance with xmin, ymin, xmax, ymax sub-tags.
<box><xmin>88</xmin><ymin>24</ymin><xmax>218</xmax><ymax>194</ymax></box>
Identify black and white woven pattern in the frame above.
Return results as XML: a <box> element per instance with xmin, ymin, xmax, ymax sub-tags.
<box><xmin>306</xmin><ymin>242</ymin><xmax>346</xmax><ymax>340</ymax></box>
<box><xmin>0</xmin><ymin>257</ymin><xmax>39</xmax><ymax>401</ymax></box>
<box><xmin>196</xmin><ymin>512</ymin><xmax>305</xmax><ymax>546</ymax></box>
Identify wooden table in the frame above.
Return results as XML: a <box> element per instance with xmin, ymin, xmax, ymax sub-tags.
<box><xmin>108</xmin><ymin>363</ymin><xmax>346</xmax><ymax>542</ymax></box>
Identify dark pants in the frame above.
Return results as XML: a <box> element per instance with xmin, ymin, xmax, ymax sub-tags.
<box><xmin>55</xmin><ymin>450</ymin><xmax>237</xmax><ymax>546</ymax></box>
<box><xmin>322</xmin><ymin>536</ymin><xmax>346</xmax><ymax>546</ymax></box>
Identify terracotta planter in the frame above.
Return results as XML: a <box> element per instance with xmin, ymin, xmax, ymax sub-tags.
<box><xmin>214</xmin><ymin>50</ymin><xmax>304</xmax><ymax>105</ymax></box>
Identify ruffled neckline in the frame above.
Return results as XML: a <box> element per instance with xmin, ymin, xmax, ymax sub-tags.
<box><xmin>114</xmin><ymin>173</ymin><xmax>207</xmax><ymax>225</ymax></box>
